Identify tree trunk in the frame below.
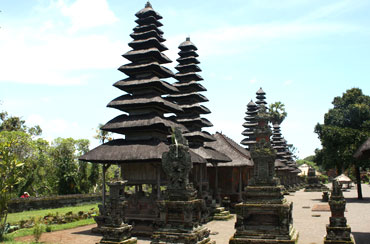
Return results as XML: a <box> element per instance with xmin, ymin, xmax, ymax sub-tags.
<box><xmin>355</xmin><ymin>165</ymin><xmax>363</xmax><ymax>200</ymax></box>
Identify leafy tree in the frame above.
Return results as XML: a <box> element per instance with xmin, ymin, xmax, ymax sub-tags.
<box><xmin>88</xmin><ymin>163</ymin><xmax>100</xmax><ymax>192</ymax></box>
<box><xmin>0</xmin><ymin>131</ymin><xmax>31</xmax><ymax>240</ymax></box>
<box><xmin>17</xmin><ymin>138</ymin><xmax>53</xmax><ymax>197</ymax></box>
<box><xmin>269</xmin><ymin>101</ymin><xmax>287</xmax><ymax>125</ymax></box>
<box><xmin>0</xmin><ymin>112</ymin><xmax>42</xmax><ymax>136</ymax></box>
<box><xmin>50</xmin><ymin>138</ymin><xmax>79</xmax><ymax>195</ymax></box>
<box><xmin>50</xmin><ymin>138</ymin><xmax>90</xmax><ymax>195</ymax></box>
<box><xmin>75</xmin><ymin>139</ymin><xmax>90</xmax><ymax>193</ymax></box>
<box><xmin>94</xmin><ymin>123</ymin><xmax>112</xmax><ymax>144</ymax></box>
<box><xmin>314</xmin><ymin>88</ymin><xmax>370</xmax><ymax>199</ymax></box>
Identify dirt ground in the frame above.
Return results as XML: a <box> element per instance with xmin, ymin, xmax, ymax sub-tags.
<box><xmin>15</xmin><ymin>184</ymin><xmax>370</xmax><ymax>244</ymax></box>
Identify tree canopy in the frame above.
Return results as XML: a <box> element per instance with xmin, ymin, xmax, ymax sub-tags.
<box><xmin>269</xmin><ymin>101</ymin><xmax>287</xmax><ymax>125</ymax></box>
<box><xmin>314</xmin><ymin>88</ymin><xmax>370</xmax><ymax>198</ymax></box>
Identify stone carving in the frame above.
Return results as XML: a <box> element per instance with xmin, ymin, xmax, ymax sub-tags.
<box><xmin>163</xmin><ymin>129</ymin><xmax>191</xmax><ymax>190</ymax></box>
<box><xmin>324</xmin><ymin>179</ymin><xmax>354</xmax><ymax>244</ymax></box>
<box><xmin>162</xmin><ymin>127</ymin><xmax>196</xmax><ymax>201</ymax></box>
<box><xmin>95</xmin><ymin>180</ymin><xmax>137</xmax><ymax>244</ymax></box>
<box><xmin>151</xmin><ymin>127</ymin><xmax>214</xmax><ymax>244</ymax></box>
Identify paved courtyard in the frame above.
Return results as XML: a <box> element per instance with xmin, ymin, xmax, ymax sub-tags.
<box><xmin>16</xmin><ymin>184</ymin><xmax>370</xmax><ymax>244</ymax></box>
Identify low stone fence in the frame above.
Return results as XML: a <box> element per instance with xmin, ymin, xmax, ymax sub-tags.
<box><xmin>8</xmin><ymin>193</ymin><xmax>102</xmax><ymax>213</ymax></box>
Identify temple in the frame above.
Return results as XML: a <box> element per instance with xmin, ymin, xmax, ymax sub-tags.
<box><xmin>80</xmin><ymin>2</ymin><xmax>189</xmax><ymax>236</ymax></box>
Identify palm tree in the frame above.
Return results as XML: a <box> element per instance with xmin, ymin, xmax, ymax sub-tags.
<box><xmin>269</xmin><ymin>101</ymin><xmax>287</xmax><ymax>125</ymax></box>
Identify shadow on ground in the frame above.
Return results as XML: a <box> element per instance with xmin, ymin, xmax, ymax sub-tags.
<box><xmin>345</xmin><ymin>197</ymin><xmax>370</xmax><ymax>203</ymax></box>
<box><xmin>352</xmin><ymin>232</ymin><xmax>370</xmax><ymax>244</ymax></box>
<box><xmin>71</xmin><ymin>229</ymin><xmax>101</xmax><ymax>236</ymax></box>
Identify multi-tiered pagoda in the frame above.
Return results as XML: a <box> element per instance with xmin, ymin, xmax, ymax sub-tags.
<box><xmin>80</xmin><ymin>2</ymin><xmax>191</xmax><ymax>236</ymax></box>
<box><xmin>241</xmin><ymin>100</ymin><xmax>258</xmax><ymax>149</ymax></box>
<box><xmin>230</xmin><ymin>100</ymin><xmax>298</xmax><ymax>244</ymax></box>
<box><xmin>167</xmin><ymin>38</ymin><xmax>230</xmax><ymax>204</ymax></box>
<box><xmin>271</xmin><ymin>123</ymin><xmax>291</xmax><ymax>191</ymax></box>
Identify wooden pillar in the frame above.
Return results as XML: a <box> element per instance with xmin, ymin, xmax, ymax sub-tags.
<box><xmin>214</xmin><ymin>163</ymin><xmax>219</xmax><ymax>203</ymax></box>
<box><xmin>199</xmin><ymin>164</ymin><xmax>203</xmax><ymax>196</ymax></box>
<box><xmin>238</xmin><ymin>167</ymin><xmax>242</xmax><ymax>202</ymax></box>
<box><xmin>157</xmin><ymin>166</ymin><xmax>161</xmax><ymax>199</ymax></box>
<box><xmin>102</xmin><ymin>164</ymin><xmax>111</xmax><ymax>210</ymax></box>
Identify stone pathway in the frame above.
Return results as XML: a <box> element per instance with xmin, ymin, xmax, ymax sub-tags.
<box><xmin>15</xmin><ymin>184</ymin><xmax>370</xmax><ymax>244</ymax></box>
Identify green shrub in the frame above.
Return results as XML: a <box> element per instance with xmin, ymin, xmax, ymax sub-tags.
<box><xmin>32</xmin><ymin>217</ymin><xmax>44</xmax><ymax>243</ymax></box>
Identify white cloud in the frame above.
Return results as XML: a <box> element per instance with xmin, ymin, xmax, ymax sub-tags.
<box><xmin>59</xmin><ymin>0</ymin><xmax>119</xmax><ymax>32</ymax></box>
<box><xmin>283</xmin><ymin>80</ymin><xmax>293</xmax><ymax>86</ymax></box>
<box><xmin>249</xmin><ymin>78</ymin><xmax>261</xmax><ymax>84</ymax></box>
<box><xmin>0</xmin><ymin>24</ymin><xmax>123</xmax><ymax>86</ymax></box>
<box><xmin>167</xmin><ymin>21</ymin><xmax>360</xmax><ymax>59</ymax></box>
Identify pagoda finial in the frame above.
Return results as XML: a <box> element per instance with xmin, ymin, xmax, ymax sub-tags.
<box><xmin>145</xmin><ymin>1</ymin><xmax>152</xmax><ymax>8</ymax></box>
<box><xmin>186</xmin><ymin>36</ymin><xmax>190</xmax><ymax>41</ymax></box>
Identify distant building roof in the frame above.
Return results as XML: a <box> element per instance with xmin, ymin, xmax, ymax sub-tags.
<box><xmin>354</xmin><ymin>138</ymin><xmax>370</xmax><ymax>160</ymax></box>
<box><xmin>335</xmin><ymin>174</ymin><xmax>352</xmax><ymax>183</ymax></box>
<box><xmin>206</xmin><ymin>132</ymin><xmax>253</xmax><ymax>167</ymax></box>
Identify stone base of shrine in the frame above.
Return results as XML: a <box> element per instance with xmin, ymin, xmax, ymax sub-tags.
<box><xmin>150</xmin><ymin>226</ymin><xmax>215</xmax><ymax>244</ymax></box>
<box><xmin>97</xmin><ymin>225</ymin><xmax>137</xmax><ymax>244</ymax></box>
<box><xmin>230</xmin><ymin>193</ymin><xmax>298</xmax><ymax>244</ymax></box>
<box><xmin>324</xmin><ymin>225</ymin><xmax>355</xmax><ymax>244</ymax></box>
<box><xmin>305</xmin><ymin>184</ymin><xmax>329</xmax><ymax>192</ymax></box>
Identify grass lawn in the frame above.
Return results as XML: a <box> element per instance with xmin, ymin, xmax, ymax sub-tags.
<box><xmin>6</xmin><ymin>203</ymin><xmax>99</xmax><ymax>225</ymax></box>
<box><xmin>3</xmin><ymin>203</ymin><xmax>99</xmax><ymax>243</ymax></box>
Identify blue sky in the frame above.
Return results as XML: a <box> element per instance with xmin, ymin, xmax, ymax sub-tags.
<box><xmin>1</xmin><ymin>0</ymin><xmax>369</xmax><ymax>158</ymax></box>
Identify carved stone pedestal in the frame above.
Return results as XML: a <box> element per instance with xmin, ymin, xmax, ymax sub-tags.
<box><xmin>150</xmin><ymin>128</ymin><xmax>215</xmax><ymax>244</ymax></box>
<box><xmin>230</xmin><ymin>186</ymin><xmax>298</xmax><ymax>244</ymax></box>
<box><xmin>98</xmin><ymin>225</ymin><xmax>137</xmax><ymax>244</ymax></box>
<box><xmin>324</xmin><ymin>180</ymin><xmax>354</xmax><ymax>244</ymax></box>
<box><xmin>96</xmin><ymin>180</ymin><xmax>137</xmax><ymax>244</ymax></box>
<box><xmin>151</xmin><ymin>200</ymin><xmax>213</xmax><ymax>244</ymax></box>
<box><xmin>304</xmin><ymin>168</ymin><xmax>329</xmax><ymax>192</ymax></box>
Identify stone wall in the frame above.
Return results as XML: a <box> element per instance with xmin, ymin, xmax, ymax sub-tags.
<box><xmin>8</xmin><ymin>194</ymin><xmax>101</xmax><ymax>213</ymax></box>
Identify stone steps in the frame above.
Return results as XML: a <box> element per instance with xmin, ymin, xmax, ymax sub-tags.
<box><xmin>213</xmin><ymin>207</ymin><xmax>233</xmax><ymax>221</ymax></box>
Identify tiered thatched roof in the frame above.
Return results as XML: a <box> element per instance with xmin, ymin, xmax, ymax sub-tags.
<box><xmin>80</xmin><ymin>2</ymin><xmax>186</xmax><ymax>164</ymax></box>
<box><xmin>167</xmin><ymin>37</ymin><xmax>230</xmax><ymax>164</ymax></box>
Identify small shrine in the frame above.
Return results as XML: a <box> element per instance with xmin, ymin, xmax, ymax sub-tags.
<box><xmin>230</xmin><ymin>91</ymin><xmax>298</xmax><ymax>243</ymax></box>
<box><xmin>95</xmin><ymin>177</ymin><xmax>137</xmax><ymax>244</ymax></box>
<box><xmin>304</xmin><ymin>167</ymin><xmax>329</xmax><ymax>192</ymax></box>
<box><xmin>324</xmin><ymin>180</ymin><xmax>355</xmax><ymax>244</ymax></box>
<box><xmin>151</xmin><ymin>128</ymin><xmax>215</xmax><ymax>244</ymax></box>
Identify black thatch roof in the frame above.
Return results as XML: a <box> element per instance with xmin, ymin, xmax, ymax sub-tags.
<box><xmin>107</xmin><ymin>94</ymin><xmax>182</xmax><ymax>114</ymax></box>
<box><xmin>101</xmin><ymin>113</ymin><xmax>186</xmax><ymax>135</ymax></box>
<box><xmin>130</xmin><ymin>30</ymin><xmax>165</xmax><ymax>42</ymax></box>
<box><xmin>128</xmin><ymin>37</ymin><xmax>168</xmax><ymax>52</ymax></box>
<box><xmin>354</xmin><ymin>138</ymin><xmax>370</xmax><ymax>159</ymax></box>
<box><xmin>113</xmin><ymin>76</ymin><xmax>178</xmax><ymax>94</ymax></box>
<box><xmin>172</xmin><ymin>81</ymin><xmax>207</xmax><ymax>93</ymax></box>
<box><xmin>192</xmin><ymin>146</ymin><xmax>231</xmax><ymax>164</ymax></box>
<box><xmin>135</xmin><ymin>2</ymin><xmax>162</xmax><ymax>19</ymax></box>
<box><xmin>183</xmin><ymin>131</ymin><xmax>216</xmax><ymax>142</ymax></box>
<box><xmin>119</xmin><ymin>62</ymin><xmax>174</xmax><ymax>78</ymax></box>
<box><xmin>206</xmin><ymin>132</ymin><xmax>253</xmax><ymax>167</ymax></box>
<box><xmin>80</xmin><ymin>138</ymin><xmax>205</xmax><ymax>164</ymax></box>
<box><xmin>123</xmin><ymin>48</ymin><xmax>171</xmax><ymax>63</ymax></box>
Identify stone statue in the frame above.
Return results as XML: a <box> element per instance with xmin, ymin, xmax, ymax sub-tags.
<box><xmin>163</xmin><ymin>128</ymin><xmax>192</xmax><ymax>189</ymax></box>
<box><xmin>162</xmin><ymin>127</ymin><xmax>195</xmax><ymax>201</ymax></box>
